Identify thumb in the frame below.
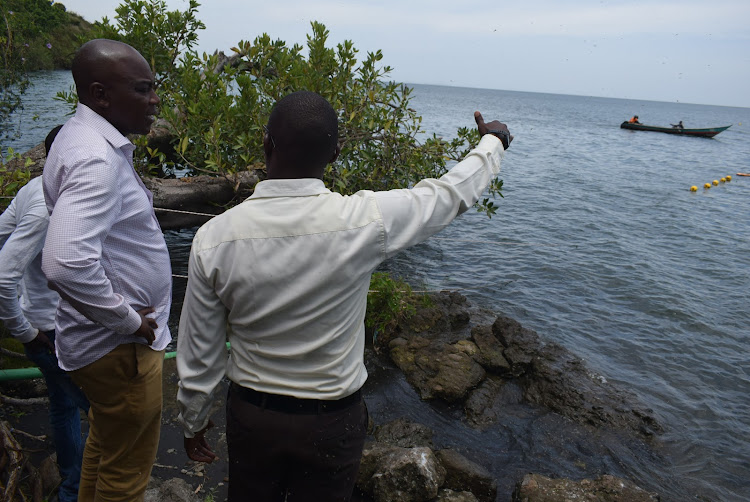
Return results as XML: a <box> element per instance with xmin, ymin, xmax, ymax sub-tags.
<box><xmin>474</xmin><ymin>111</ymin><xmax>484</xmax><ymax>126</ymax></box>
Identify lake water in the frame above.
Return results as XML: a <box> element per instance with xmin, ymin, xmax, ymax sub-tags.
<box><xmin>5</xmin><ymin>71</ymin><xmax>749</xmax><ymax>501</ymax></box>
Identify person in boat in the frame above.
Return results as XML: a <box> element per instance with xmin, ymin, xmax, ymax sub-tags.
<box><xmin>671</xmin><ymin>121</ymin><xmax>684</xmax><ymax>129</ymax></box>
<box><xmin>628</xmin><ymin>115</ymin><xmax>641</xmax><ymax>124</ymax></box>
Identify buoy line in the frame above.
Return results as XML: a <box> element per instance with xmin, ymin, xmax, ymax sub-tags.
<box><xmin>691</xmin><ymin>174</ymin><xmax>734</xmax><ymax>191</ymax></box>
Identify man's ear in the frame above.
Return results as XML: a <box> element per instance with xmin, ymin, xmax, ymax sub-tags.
<box><xmin>89</xmin><ymin>82</ymin><xmax>108</xmax><ymax>108</ymax></box>
<box><xmin>329</xmin><ymin>143</ymin><xmax>341</xmax><ymax>164</ymax></box>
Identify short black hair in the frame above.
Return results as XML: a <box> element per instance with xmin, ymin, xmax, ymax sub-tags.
<box><xmin>45</xmin><ymin>125</ymin><xmax>64</xmax><ymax>156</ymax></box>
<box><xmin>267</xmin><ymin>91</ymin><xmax>338</xmax><ymax>170</ymax></box>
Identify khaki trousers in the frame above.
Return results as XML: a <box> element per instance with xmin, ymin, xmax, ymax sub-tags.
<box><xmin>71</xmin><ymin>343</ymin><xmax>164</xmax><ymax>502</ymax></box>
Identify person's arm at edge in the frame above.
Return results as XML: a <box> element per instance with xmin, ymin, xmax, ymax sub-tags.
<box><xmin>0</xmin><ymin>198</ymin><xmax>53</xmax><ymax>349</ymax></box>
<box><xmin>176</xmin><ymin>235</ymin><xmax>226</xmax><ymax>463</ymax></box>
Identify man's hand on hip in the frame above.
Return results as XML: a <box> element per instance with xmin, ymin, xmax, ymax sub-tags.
<box><xmin>134</xmin><ymin>307</ymin><xmax>158</xmax><ymax>345</ymax></box>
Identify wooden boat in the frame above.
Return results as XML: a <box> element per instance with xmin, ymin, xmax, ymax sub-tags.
<box><xmin>620</xmin><ymin>122</ymin><xmax>731</xmax><ymax>138</ymax></box>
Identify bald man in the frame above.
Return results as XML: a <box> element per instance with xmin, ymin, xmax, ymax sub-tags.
<box><xmin>42</xmin><ymin>39</ymin><xmax>171</xmax><ymax>502</ymax></box>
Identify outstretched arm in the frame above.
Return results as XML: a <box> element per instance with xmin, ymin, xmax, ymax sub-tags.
<box><xmin>376</xmin><ymin>111</ymin><xmax>512</xmax><ymax>257</ymax></box>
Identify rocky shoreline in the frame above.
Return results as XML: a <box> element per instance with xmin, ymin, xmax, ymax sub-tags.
<box><xmin>1</xmin><ymin>290</ymin><xmax>674</xmax><ymax>501</ymax></box>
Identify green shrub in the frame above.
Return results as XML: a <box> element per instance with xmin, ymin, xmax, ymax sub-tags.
<box><xmin>366</xmin><ymin>272</ymin><xmax>432</xmax><ymax>349</ymax></box>
<box><xmin>0</xmin><ymin>149</ymin><xmax>32</xmax><ymax>210</ymax></box>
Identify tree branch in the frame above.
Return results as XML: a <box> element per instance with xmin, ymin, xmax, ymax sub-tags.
<box><xmin>0</xmin><ymin>347</ymin><xmax>28</xmax><ymax>359</ymax></box>
<box><xmin>0</xmin><ymin>394</ymin><xmax>49</xmax><ymax>406</ymax></box>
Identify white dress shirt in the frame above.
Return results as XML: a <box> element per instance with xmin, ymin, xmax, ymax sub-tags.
<box><xmin>42</xmin><ymin>104</ymin><xmax>172</xmax><ymax>371</ymax></box>
<box><xmin>0</xmin><ymin>177</ymin><xmax>58</xmax><ymax>342</ymax></box>
<box><xmin>177</xmin><ymin>134</ymin><xmax>504</xmax><ymax>436</ymax></box>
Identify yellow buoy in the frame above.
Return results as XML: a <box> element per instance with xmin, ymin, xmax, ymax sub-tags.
<box><xmin>726</xmin><ymin>175</ymin><xmax>732</xmax><ymax>181</ymax></box>
<box><xmin>704</xmin><ymin>183</ymin><xmax>711</xmax><ymax>189</ymax></box>
<box><xmin>690</xmin><ymin>185</ymin><xmax>698</xmax><ymax>192</ymax></box>
<box><xmin>712</xmin><ymin>180</ymin><xmax>719</xmax><ymax>186</ymax></box>
<box><xmin>720</xmin><ymin>177</ymin><xmax>726</xmax><ymax>183</ymax></box>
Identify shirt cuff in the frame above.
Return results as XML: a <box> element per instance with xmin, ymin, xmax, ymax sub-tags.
<box><xmin>181</xmin><ymin>416</ymin><xmax>210</xmax><ymax>439</ymax></box>
<box><xmin>114</xmin><ymin>307</ymin><xmax>145</xmax><ymax>336</ymax></box>
<box><xmin>16</xmin><ymin>326</ymin><xmax>39</xmax><ymax>344</ymax></box>
<box><xmin>478</xmin><ymin>132</ymin><xmax>504</xmax><ymax>152</ymax></box>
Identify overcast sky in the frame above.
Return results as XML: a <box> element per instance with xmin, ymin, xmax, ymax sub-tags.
<box><xmin>59</xmin><ymin>0</ymin><xmax>750</xmax><ymax>108</ymax></box>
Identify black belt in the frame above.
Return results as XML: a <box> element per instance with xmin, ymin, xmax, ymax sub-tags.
<box><xmin>230</xmin><ymin>383</ymin><xmax>361</xmax><ymax>414</ymax></box>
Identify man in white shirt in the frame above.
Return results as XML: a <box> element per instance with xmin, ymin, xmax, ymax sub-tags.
<box><xmin>42</xmin><ymin>39</ymin><xmax>172</xmax><ymax>502</ymax></box>
<box><xmin>176</xmin><ymin>90</ymin><xmax>511</xmax><ymax>501</ymax></box>
<box><xmin>0</xmin><ymin>127</ymin><xmax>89</xmax><ymax>502</ymax></box>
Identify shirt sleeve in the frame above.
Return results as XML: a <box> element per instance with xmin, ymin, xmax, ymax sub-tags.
<box><xmin>176</xmin><ymin>237</ymin><xmax>230</xmax><ymax>438</ymax></box>
<box><xmin>0</xmin><ymin>203</ymin><xmax>45</xmax><ymax>343</ymax></box>
<box><xmin>42</xmin><ymin>155</ymin><xmax>143</xmax><ymax>335</ymax></box>
<box><xmin>375</xmin><ymin>134</ymin><xmax>504</xmax><ymax>257</ymax></box>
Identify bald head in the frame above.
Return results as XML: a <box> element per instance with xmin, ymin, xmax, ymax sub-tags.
<box><xmin>265</xmin><ymin>91</ymin><xmax>339</xmax><ymax>179</ymax></box>
<box><xmin>71</xmin><ymin>39</ymin><xmax>160</xmax><ymax>136</ymax></box>
<box><xmin>73</xmin><ymin>40</ymin><xmax>145</xmax><ymax>103</ymax></box>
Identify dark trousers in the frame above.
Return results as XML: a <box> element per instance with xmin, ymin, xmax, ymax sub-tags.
<box><xmin>227</xmin><ymin>383</ymin><xmax>368</xmax><ymax>502</ymax></box>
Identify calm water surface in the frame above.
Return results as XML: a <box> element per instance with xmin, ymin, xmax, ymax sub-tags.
<box><xmin>6</xmin><ymin>72</ymin><xmax>749</xmax><ymax>501</ymax></box>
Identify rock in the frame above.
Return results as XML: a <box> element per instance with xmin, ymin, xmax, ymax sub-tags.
<box><xmin>522</xmin><ymin>341</ymin><xmax>663</xmax><ymax>437</ymax></box>
<box><xmin>371</xmin><ymin>447</ymin><xmax>446</xmax><ymax>502</ymax></box>
<box><xmin>436</xmin><ymin>449</ymin><xmax>497</xmax><ymax>502</ymax></box>
<box><xmin>386</xmin><ymin>295</ymin><xmax>662</xmax><ymax>438</ymax></box>
<box><xmin>357</xmin><ymin>441</ymin><xmax>398</xmax><ymax>491</ymax></box>
<box><xmin>358</xmin><ymin>443</ymin><xmax>446</xmax><ymax>502</ymax></box>
<box><xmin>512</xmin><ymin>473</ymin><xmax>660</xmax><ymax>501</ymax></box>
<box><xmin>144</xmin><ymin>477</ymin><xmax>202</xmax><ymax>502</ymax></box>
<box><xmin>492</xmin><ymin>316</ymin><xmax>542</xmax><ymax>376</ymax></box>
<box><xmin>404</xmin><ymin>305</ymin><xmax>446</xmax><ymax>334</ymax></box>
<box><xmin>390</xmin><ymin>336</ymin><xmax>486</xmax><ymax>402</ymax></box>
<box><xmin>464</xmin><ymin>376</ymin><xmax>502</xmax><ymax>427</ymax></box>
<box><xmin>403</xmin><ymin>291</ymin><xmax>472</xmax><ymax>339</ymax></box>
<box><xmin>436</xmin><ymin>489</ymin><xmax>480</xmax><ymax>501</ymax></box>
<box><xmin>470</xmin><ymin>324</ymin><xmax>511</xmax><ymax>374</ymax></box>
<box><xmin>373</xmin><ymin>417</ymin><xmax>434</xmax><ymax>448</ymax></box>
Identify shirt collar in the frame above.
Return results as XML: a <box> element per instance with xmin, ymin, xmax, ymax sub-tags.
<box><xmin>75</xmin><ymin>103</ymin><xmax>134</xmax><ymax>154</ymax></box>
<box><xmin>250</xmin><ymin>178</ymin><xmax>332</xmax><ymax>199</ymax></box>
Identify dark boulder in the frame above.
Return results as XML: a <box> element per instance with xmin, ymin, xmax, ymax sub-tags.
<box><xmin>512</xmin><ymin>473</ymin><xmax>660</xmax><ymax>502</ymax></box>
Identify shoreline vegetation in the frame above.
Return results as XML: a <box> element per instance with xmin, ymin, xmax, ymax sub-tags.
<box><xmin>3</xmin><ymin>0</ymin><xmax>503</xmax><ymax>218</ymax></box>
<box><xmin>3</xmin><ymin>2</ymin><xmax>674</xmax><ymax>501</ymax></box>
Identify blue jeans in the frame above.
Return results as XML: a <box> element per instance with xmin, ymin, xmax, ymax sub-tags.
<box><xmin>24</xmin><ymin>330</ymin><xmax>89</xmax><ymax>502</ymax></box>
